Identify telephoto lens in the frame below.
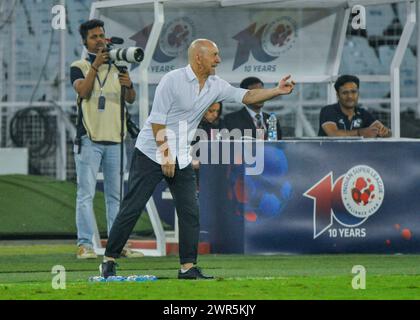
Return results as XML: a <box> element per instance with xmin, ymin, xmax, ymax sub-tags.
<box><xmin>109</xmin><ymin>47</ymin><xmax>144</xmax><ymax>63</ymax></box>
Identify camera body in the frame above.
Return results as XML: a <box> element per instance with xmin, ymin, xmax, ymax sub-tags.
<box><xmin>105</xmin><ymin>37</ymin><xmax>144</xmax><ymax>64</ymax></box>
<box><xmin>126</xmin><ymin>112</ymin><xmax>140</xmax><ymax>139</ymax></box>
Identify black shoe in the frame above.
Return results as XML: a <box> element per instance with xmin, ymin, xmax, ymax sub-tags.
<box><xmin>178</xmin><ymin>267</ymin><xmax>214</xmax><ymax>280</ymax></box>
<box><xmin>99</xmin><ymin>261</ymin><xmax>118</xmax><ymax>278</ymax></box>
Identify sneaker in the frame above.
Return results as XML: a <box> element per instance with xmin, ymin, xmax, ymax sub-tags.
<box><xmin>77</xmin><ymin>245</ymin><xmax>97</xmax><ymax>259</ymax></box>
<box><xmin>99</xmin><ymin>260</ymin><xmax>118</xmax><ymax>278</ymax></box>
<box><xmin>121</xmin><ymin>247</ymin><xmax>144</xmax><ymax>258</ymax></box>
<box><xmin>178</xmin><ymin>267</ymin><xmax>214</xmax><ymax>280</ymax></box>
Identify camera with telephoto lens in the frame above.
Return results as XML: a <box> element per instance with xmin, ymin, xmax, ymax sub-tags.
<box><xmin>105</xmin><ymin>37</ymin><xmax>142</xmax><ymax>139</ymax></box>
<box><xmin>106</xmin><ymin>37</ymin><xmax>144</xmax><ymax>63</ymax></box>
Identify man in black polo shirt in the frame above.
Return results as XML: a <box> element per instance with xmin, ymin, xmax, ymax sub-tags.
<box><xmin>318</xmin><ymin>75</ymin><xmax>391</xmax><ymax>138</ymax></box>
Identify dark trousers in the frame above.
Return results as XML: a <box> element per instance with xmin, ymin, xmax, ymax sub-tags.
<box><xmin>105</xmin><ymin>148</ymin><xmax>200</xmax><ymax>264</ymax></box>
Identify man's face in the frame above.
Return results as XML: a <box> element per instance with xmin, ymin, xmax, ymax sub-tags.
<box><xmin>204</xmin><ymin>102</ymin><xmax>221</xmax><ymax>123</ymax></box>
<box><xmin>337</xmin><ymin>82</ymin><xmax>359</xmax><ymax>110</ymax></box>
<box><xmin>199</xmin><ymin>43</ymin><xmax>221</xmax><ymax>76</ymax></box>
<box><xmin>85</xmin><ymin>26</ymin><xmax>106</xmax><ymax>53</ymax></box>
<box><xmin>247</xmin><ymin>82</ymin><xmax>264</xmax><ymax>109</ymax></box>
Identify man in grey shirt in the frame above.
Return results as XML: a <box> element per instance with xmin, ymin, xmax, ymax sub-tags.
<box><xmin>100</xmin><ymin>39</ymin><xmax>295</xmax><ymax>279</ymax></box>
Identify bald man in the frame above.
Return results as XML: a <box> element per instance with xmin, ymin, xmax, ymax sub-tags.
<box><xmin>100</xmin><ymin>39</ymin><xmax>295</xmax><ymax>279</ymax></box>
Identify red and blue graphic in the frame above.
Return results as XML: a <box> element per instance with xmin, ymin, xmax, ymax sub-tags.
<box><xmin>304</xmin><ymin>165</ymin><xmax>385</xmax><ymax>239</ymax></box>
<box><xmin>228</xmin><ymin>145</ymin><xmax>292</xmax><ymax>223</ymax></box>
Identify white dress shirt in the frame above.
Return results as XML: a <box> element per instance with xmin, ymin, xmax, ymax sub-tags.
<box><xmin>135</xmin><ymin>64</ymin><xmax>248</xmax><ymax>168</ymax></box>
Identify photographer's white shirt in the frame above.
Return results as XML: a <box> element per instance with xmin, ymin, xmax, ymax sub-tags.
<box><xmin>135</xmin><ymin>64</ymin><xmax>248</xmax><ymax>168</ymax></box>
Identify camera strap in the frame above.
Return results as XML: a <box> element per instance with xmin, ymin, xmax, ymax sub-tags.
<box><xmin>95</xmin><ymin>63</ymin><xmax>112</xmax><ymax>95</ymax></box>
<box><xmin>75</xmin><ymin>96</ymin><xmax>84</xmax><ymax>154</ymax></box>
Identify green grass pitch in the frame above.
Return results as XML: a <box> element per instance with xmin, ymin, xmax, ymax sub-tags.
<box><xmin>0</xmin><ymin>244</ymin><xmax>420</xmax><ymax>300</ymax></box>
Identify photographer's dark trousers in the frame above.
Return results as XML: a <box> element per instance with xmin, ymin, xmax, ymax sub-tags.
<box><xmin>105</xmin><ymin>148</ymin><xmax>199</xmax><ymax>265</ymax></box>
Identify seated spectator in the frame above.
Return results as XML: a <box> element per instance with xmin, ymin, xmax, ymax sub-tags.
<box><xmin>224</xmin><ymin>77</ymin><xmax>282</xmax><ymax>140</ymax></box>
<box><xmin>318</xmin><ymin>75</ymin><xmax>391</xmax><ymax>138</ymax></box>
<box><xmin>197</xmin><ymin>101</ymin><xmax>225</xmax><ymax>139</ymax></box>
<box><xmin>191</xmin><ymin>101</ymin><xmax>224</xmax><ymax>181</ymax></box>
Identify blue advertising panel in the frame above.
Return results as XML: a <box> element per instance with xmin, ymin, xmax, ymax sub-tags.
<box><xmin>200</xmin><ymin>141</ymin><xmax>420</xmax><ymax>254</ymax></box>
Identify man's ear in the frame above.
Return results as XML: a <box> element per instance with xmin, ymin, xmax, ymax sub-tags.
<box><xmin>196</xmin><ymin>53</ymin><xmax>202</xmax><ymax>65</ymax></box>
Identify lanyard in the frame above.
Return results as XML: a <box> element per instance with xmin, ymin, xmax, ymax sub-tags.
<box><xmin>95</xmin><ymin>64</ymin><xmax>111</xmax><ymax>95</ymax></box>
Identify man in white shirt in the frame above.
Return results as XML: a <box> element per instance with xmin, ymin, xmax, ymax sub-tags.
<box><xmin>100</xmin><ymin>39</ymin><xmax>295</xmax><ymax>279</ymax></box>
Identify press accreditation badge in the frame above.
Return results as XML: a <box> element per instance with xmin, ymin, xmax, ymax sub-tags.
<box><xmin>98</xmin><ymin>95</ymin><xmax>106</xmax><ymax>111</ymax></box>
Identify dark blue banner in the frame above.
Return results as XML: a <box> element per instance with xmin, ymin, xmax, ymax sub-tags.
<box><xmin>200</xmin><ymin>141</ymin><xmax>420</xmax><ymax>254</ymax></box>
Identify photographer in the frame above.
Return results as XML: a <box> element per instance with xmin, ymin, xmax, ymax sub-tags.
<box><xmin>70</xmin><ymin>19</ymin><xmax>141</xmax><ymax>259</ymax></box>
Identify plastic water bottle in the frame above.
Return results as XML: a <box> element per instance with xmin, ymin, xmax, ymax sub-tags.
<box><xmin>88</xmin><ymin>276</ymin><xmax>106</xmax><ymax>282</ymax></box>
<box><xmin>88</xmin><ymin>275</ymin><xmax>157</xmax><ymax>282</ymax></box>
<box><xmin>126</xmin><ymin>275</ymin><xmax>158</xmax><ymax>282</ymax></box>
<box><xmin>267</xmin><ymin>113</ymin><xmax>277</xmax><ymax>141</ymax></box>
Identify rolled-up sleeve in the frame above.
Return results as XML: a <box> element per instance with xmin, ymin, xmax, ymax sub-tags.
<box><xmin>217</xmin><ymin>78</ymin><xmax>248</xmax><ymax>104</ymax></box>
<box><xmin>149</xmin><ymin>74</ymin><xmax>174</xmax><ymax>125</ymax></box>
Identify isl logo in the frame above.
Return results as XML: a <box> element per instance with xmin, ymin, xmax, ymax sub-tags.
<box><xmin>159</xmin><ymin>17</ymin><xmax>195</xmax><ymax>58</ymax></box>
<box><xmin>232</xmin><ymin>16</ymin><xmax>297</xmax><ymax>70</ymax></box>
<box><xmin>262</xmin><ymin>17</ymin><xmax>297</xmax><ymax>56</ymax></box>
<box><xmin>304</xmin><ymin>165</ymin><xmax>384</xmax><ymax>239</ymax></box>
<box><xmin>129</xmin><ymin>17</ymin><xmax>195</xmax><ymax>64</ymax></box>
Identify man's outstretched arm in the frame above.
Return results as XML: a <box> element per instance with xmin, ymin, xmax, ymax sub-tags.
<box><xmin>242</xmin><ymin>75</ymin><xmax>295</xmax><ymax>105</ymax></box>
